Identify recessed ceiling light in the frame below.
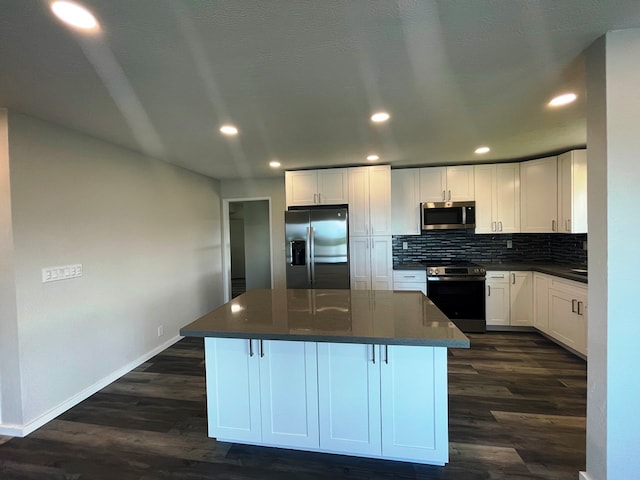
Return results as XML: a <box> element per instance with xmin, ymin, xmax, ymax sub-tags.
<box><xmin>219</xmin><ymin>125</ymin><xmax>238</xmax><ymax>136</ymax></box>
<box><xmin>548</xmin><ymin>93</ymin><xmax>577</xmax><ymax>107</ymax></box>
<box><xmin>474</xmin><ymin>146</ymin><xmax>490</xmax><ymax>154</ymax></box>
<box><xmin>269</xmin><ymin>161</ymin><xmax>281</xmax><ymax>168</ymax></box>
<box><xmin>50</xmin><ymin>1</ymin><xmax>98</xmax><ymax>30</ymax></box>
<box><xmin>366</xmin><ymin>154</ymin><xmax>379</xmax><ymax>161</ymax></box>
<box><xmin>370</xmin><ymin>112</ymin><xmax>390</xmax><ymax>123</ymax></box>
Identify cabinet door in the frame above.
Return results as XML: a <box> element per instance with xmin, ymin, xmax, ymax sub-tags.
<box><xmin>317</xmin><ymin>169</ymin><xmax>349</xmax><ymax>205</ymax></box>
<box><xmin>520</xmin><ymin>156</ymin><xmax>558</xmax><ymax>233</ymax></box>
<box><xmin>495</xmin><ymin>163</ymin><xmax>520</xmax><ymax>233</ymax></box>
<box><xmin>259</xmin><ymin>341</ymin><xmax>319</xmax><ymax>448</ymax></box>
<box><xmin>510</xmin><ymin>272</ymin><xmax>533</xmax><ymax>326</ymax></box>
<box><xmin>370</xmin><ymin>236</ymin><xmax>393</xmax><ymax>290</ymax></box>
<box><xmin>317</xmin><ymin>343</ymin><xmax>381</xmax><ymax>456</ymax></box>
<box><xmin>548</xmin><ymin>288</ymin><xmax>583</xmax><ymax>352</ymax></box>
<box><xmin>285</xmin><ymin>170</ymin><xmax>318</xmax><ymax>207</ymax></box>
<box><xmin>446</xmin><ymin>166</ymin><xmax>475</xmax><ymax>201</ymax></box>
<box><xmin>419</xmin><ymin>167</ymin><xmax>447</xmax><ymax>202</ymax></box>
<box><xmin>369</xmin><ymin>165</ymin><xmax>392</xmax><ymax>236</ymax></box>
<box><xmin>391</xmin><ymin>169</ymin><xmax>421</xmax><ymax>235</ymax></box>
<box><xmin>348</xmin><ymin>167</ymin><xmax>370</xmax><ymax>236</ymax></box>
<box><xmin>205</xmin><ymin>338</ymin><xmax>261</xmax><ymax>442</ymax></box>
<box><xmin>558</xmin><ymin>150</ymin><xmax>587</xmax><ymax>234</ymax></box>
<box><xmin>486</xmin><ymin>273</ymin><xmax>510</xmax><ymax>326</ymax></box>
<box><xmin>473</xmin><ymin>165</ymin><xmax>496</xmax><ymax>234</ymax></box>
<box><xmin>533</xmin><ymin>273</ymin><xmax>550</xmax><ymax>333</ymax></box>
<box><xmin>349</xmin><ymin>237</ymin><xmax>371</xmax><ymax>290</ymax></box>
<box><xmin>380</xmin><ymin>346</ymin><xmax>448</xmax><ymax>465</ymax></box>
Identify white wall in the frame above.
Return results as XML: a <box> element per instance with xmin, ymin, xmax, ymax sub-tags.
<box><xmin>1</xmin><ymin>111</ymin><xmax>224</xmax><ymax>433</ymax></box>
<box><xmin>221</xmin><ymin>178</ymin><xmax>286</xmax><ymax>288</ymax></box>
<box><xmin>0</xmin><ymin>109</ymin><xmax>22</xmax><ymax>426</ymax></box>
<box><xmin>585</xmin><ymin>30</ymin><xmax>640</xmax><ymax>480</ymax></box>
<box><xmin>244</xmin><ymin>200</ymin><xmax>271</xmax><ymax>290</ymax></box>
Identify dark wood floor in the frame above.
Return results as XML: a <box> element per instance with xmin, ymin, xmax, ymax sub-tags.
<box><xmin>0</xmin><ymin>332</ymin><xmax>586</xmax><ymax>479</ymax></box>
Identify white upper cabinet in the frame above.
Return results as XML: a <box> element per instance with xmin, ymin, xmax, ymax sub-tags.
<box><xmin>520</xmin><ymin>156</ymin><xmax>558</xmax><ymax>233</ymax></box>
<box><xmin>285</xmin><ymin>169</ymin><xmax>349</xmax><ymax>207</ymax></box>
<box><xmin>419</xmin><ymin>166</ymin><xmax>474</xmax><ymax>203</ymax></box>
<box><xmin>474</xmin><ymin>163</ymin><xmax>520</xmax><ymax>234</ymax></box>
<box><xmin>348</xmin><ymin>165</ymin><xmax>392</xmax><ymax>237</ymax></box>
<box><xmin>558</xmin><ymin>149</ymin><xmax>587</xmax><ymax>233</ymax></box>
<box><xmin>391</xmin><ymin>169</ymin><xmax>421</xmax><ymax>235</ymax></box>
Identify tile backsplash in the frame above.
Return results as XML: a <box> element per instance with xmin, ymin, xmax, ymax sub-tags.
<box><xmin>392</xmin><ymin>230</ymin><xmax>587</xmax><ymax>266</ymax></box>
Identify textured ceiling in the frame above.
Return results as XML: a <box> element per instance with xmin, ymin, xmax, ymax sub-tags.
<box><xmin>1</xmin><ymin>1</ymin><xmax>640</xmax><ymax>180</ymax></box>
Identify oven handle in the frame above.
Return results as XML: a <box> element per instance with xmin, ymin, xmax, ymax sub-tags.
<box><xmin>427</xmin><ymin>276</ymin><xmax>486</xmax><ymax>282</ymax></box>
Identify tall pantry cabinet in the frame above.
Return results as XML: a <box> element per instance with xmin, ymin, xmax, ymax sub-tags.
<box><xmin>348</xmin><ymin>165</ymin><xmax>393</xmax><ymax>290</ymax></box>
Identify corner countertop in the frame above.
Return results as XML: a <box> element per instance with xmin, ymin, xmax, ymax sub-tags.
<box><xmin>393</xmin><ymin>262</ymin><xmax>588</xmax><ymax>284</ymax></box>
<box><xmin>180</xmin><ymin>289</ymin><xmax>469</xmax><ymax>348</ymax></box>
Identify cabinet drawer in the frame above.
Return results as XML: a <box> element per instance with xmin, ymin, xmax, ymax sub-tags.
<box><xmin>486</xmin><ymin>271</ymin><xmax>509</xmax><ymax>283</ymax></box>
<box><xmin>393</xmin><ymin>270</ymin><xmax>427</xmax><ymax>283</ymax></box>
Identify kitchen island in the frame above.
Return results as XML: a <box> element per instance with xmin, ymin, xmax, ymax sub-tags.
<box><xmin>180</xmin><ymin>289</ymin><xmax>469</xmax><ymax>465</ymax></box>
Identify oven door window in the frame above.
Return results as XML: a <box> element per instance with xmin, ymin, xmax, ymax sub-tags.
<box><xmin>427</xmin><ymin>280</ymin><xmax>485</xmax><ymax>320</ymax></box>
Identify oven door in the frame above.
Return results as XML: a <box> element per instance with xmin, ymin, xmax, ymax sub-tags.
<box><xmin>426</xmin><ymin>276</ymin><xmax>486</xmax><ymax>332</ymax></box>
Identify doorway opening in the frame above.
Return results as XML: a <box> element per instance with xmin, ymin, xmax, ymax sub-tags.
<box><xmin>223</xmin><ymin>198</ymin><xmax>273</xmax><ymax>301</ymax></box>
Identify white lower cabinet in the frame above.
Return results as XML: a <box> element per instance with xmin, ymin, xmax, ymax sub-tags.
<box><xmin>259</xmin><ymin>340</ymin><xmax>319</xmax><ymax>448</ymax></box>
<box><xmin>532</xmin><ymin>274</ymin><xmax>587</xmax><ymax>357</ymax></box>
<box><xmin>380</xmin><ymin>345</ymin><xmax>448</xmax><ymax>463</ymax></box>
<box><xmin>533</xmin><ymin>273</ymin><xmax>551</xmax><ymax>333</ymax></box>
<box><xmin>206</xmin><ymin>338</ymin><xmax>449</xmax><ymax>465</ymax></box>
<box><xmin>392</xmin><ymin>270</ymin><xmax>427</xmax><ymax>294</ymax></box>
<box><xmin>486</xmin><ymin>271</ymin><xmax>532</xmax><ymax>327</ymax></box>
<box><xmin>317</xmin><ymin>343</ymin><xmax>381</xmax><ymax>456</ymax></box>
<box><xmin>205</xmin><ymin>338</ymin><xmax>319</xmax><ymax>449</ymax></box>
<box><xmin>548</xmin><ymin>280</ymin><xmax>588</xmax><ymax>356</ymax></box>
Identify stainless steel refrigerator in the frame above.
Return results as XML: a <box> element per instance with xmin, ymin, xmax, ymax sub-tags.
<box><xmin>285</xmin><ymin>207</ymin><xmax>350</xmax><ymax>289</ymax></box>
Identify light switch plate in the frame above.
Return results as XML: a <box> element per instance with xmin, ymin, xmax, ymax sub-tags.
<box><xmin>42</xmin><ymin>264</ymin><xmax>83</xmax><ymax>283</ymax></box>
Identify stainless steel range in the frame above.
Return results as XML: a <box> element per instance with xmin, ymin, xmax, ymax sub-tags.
<box><xmin>424</xmin><ymin>261</ymin><xmax>486</xmax><ymax>333</ymax></box>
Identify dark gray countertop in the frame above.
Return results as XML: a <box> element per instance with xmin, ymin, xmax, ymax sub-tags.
<box><xmin>180</xmin><ymin>289</ymin><xmax>469</xmax><ymax>348</ymax></box>
<box><xmin>393</xmin><ymin>262</ymin><xmax>588</xmax><ymax>284</ymax></box>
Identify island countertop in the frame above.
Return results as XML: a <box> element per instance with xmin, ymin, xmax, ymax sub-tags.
<box><xmin>180</xmin><ymin>289</ymin><xmax>469</xmax><ymax>348</ymax></box>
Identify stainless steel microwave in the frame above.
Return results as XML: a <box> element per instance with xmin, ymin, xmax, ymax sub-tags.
<box><xmin>421</xmin><ymin>201</ymin><xmax>476</xmax><ymax>230</ymax></box>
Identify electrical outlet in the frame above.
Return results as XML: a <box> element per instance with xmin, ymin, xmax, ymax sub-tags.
<box><xmin>157</xmin><ymin>325</ymin><xmax>164</xmax><ymax>337</ymax></box>
<box><xmin>402</xmin><ymin>241</ymin><xmax>408</xmax><ymax>250</ymax></box>
<box><xmin>583</xmin><ymin>241</ymin><xmax>588</xmax><ymax>251</ymax></box>
<box><xmin>506</xmin><ymin>240</ymin><xmax>513</xmax><ymax>249</ymax></box>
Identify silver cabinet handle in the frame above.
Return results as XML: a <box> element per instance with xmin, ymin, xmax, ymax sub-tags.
<box><xmin>372</xmin><ymin>345</ymin><xmax>376</xmax><ymax>364</ymax></box>
<box><xmin>577</xmin><ymin>301</ymin><xmax>584</xmax><ymax>316</ymax></box>
<box><xmin>567</xmin><ymin>219</ymin><xmax>571</xmax><ymax>232</ymax></box>
<box><xmin>260</xmin><ymin>340</ymin><xmax>264</xmax><ymax>357</ymax></box>
<box><xmin>488</xmin><ymin>285</ymin><xmax>491</xmax><ymax>296</ymax></box>
<box><xmin>384</xmin><ymin>345</ymin><xmax>389</xmax><ymax>364</ymax></box>
<box><xmin>492</xmin><ymin>221</ymin><xmax>496</xmax><ymax>232</ymax></box>
<box><xmin>499</xmin><ymin>221</ymin><xmax>503</xmax><ymax>232</ymax></box>
<box><xmin>552</xmin><ymin>220</ymin><xmax>557</xmax><ymax>232</ymax></box>
<box><xmin>572</xmin><ymin>299</ymin><xmax>577</xmax><ymax>313</ymax></box>
<box><xmin>448</xmin><ymin>190</ymin><xmax>452</xmax><ymax>201</ymax></box>
<box><xmin>511</xmin><ymin>273</ymin><xmax>516</xmax><ymax>284</ymax></box>
<box><xmin>249</xmin><ymin>339</ymin><xmax>254</xmax><ymax>357</ymax></box>
<box><xmin>403</xmin><ymin>275</ymin><xmax>416</xmax><ymax>278</ymax></box>
<box><xmin>314</xmin><ymin>193</ymin><xmax>317</xmax><ymax>204</ymax></box>
<box><xmin>371</xmin><ymin>238</ymin><xmax>374</xmax><ymax>249</ymax></box>
<box><xmin>318</xmin><ymin>193</ymin><xmax>322</xmax><ymax>204</ymax></box>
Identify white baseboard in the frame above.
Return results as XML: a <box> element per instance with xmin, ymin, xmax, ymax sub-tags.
<box><xmin>579</xmin><ymin>471</ymin><xmax>590</xmax><ymax>480</ymax></box>
<box><xmin>0</xmin><ymin>335</ymin><xmax>182</xmax><ymax>438</ymax></box>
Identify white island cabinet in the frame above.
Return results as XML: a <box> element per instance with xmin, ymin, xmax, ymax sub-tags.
<box><xmin>205</xmin><ymin>338</ymin><xmax>319</xmax><ymax>449</ymax></box>
<box><xmin>182</xmin><ymin>289</ymin><xmax>469</xmax><ymax>466</ymax></box>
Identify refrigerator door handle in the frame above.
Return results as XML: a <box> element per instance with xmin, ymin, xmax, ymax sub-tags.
<box><xmin>309</xmin><ymin>226</ymin><xmax>316</xmax><ymax>284</ymax></box>
<box><xmin>306</xmin><ymin>226</ymin><xmax>312</xmax><ymax>284</ymax></box>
